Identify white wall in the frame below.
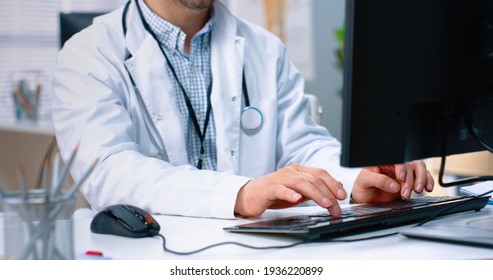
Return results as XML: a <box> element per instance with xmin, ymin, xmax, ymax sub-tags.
<box><xmin>222</xmin><ymin>0</ymin><xmax>346</xmax><ymax>140</ymax></box>
<box><xmin>306</xmin><ymin>0</ymin><xmax>345</xmax><ymax>140</ymax></box>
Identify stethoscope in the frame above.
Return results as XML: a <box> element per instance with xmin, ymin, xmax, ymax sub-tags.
<box><xmin>121</xmin><ymin>0</ymin><xmax>263</xmax><ymax>168</ymax></box>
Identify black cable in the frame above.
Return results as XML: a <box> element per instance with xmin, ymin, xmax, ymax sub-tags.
<box><xmin>438</xmin><ymin>110</ymin><xmax>493</xmax><ymax>187</ymax></box>
<box><xmin>465</xmin><ymin>110</ymin><xmax>493</xmax><ymax>153</ymax></box>
<box><xmin>156</xmin><ymin>228</ymin><xmax>403</xmax><ymax>256</ymax></box>
<box><xmin>157</xmin><ymin>189</ymin><xmax>493</xmax><ymax>255</ymax></box>
<box><xmin>414</xmin><ymin>189</ymin><xmax>493</xmax><ymax>227</ymax></box>
<box><xmin>157</xmin><ymin>233</ymin><xmax>305</xmax><ymax>255</ymax></box>
<box><xmin>134</xmin><ymin>0</ymin><xmax>213</xmax><ymax>169</ymax></box>
<box><xmin>438</xmin><ymin>154</ymin><xmax>493</xmax><ymax>187</ymax></box>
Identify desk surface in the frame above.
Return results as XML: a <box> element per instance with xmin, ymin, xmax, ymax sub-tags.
<box><xmin>70</xmin><ymin>206</ymin><xmax>493</xmax><ymax>260</ymax></box>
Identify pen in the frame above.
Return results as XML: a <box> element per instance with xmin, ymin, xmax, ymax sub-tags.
<box><xmin>41</xmin><ymin>158</ymin><xmax>50</xmax><ymax>188</ymax></box>
<box><xmin>50</xmin><ymin>152</ymin><xmax>60</xmax><ymax>199</ymax></box>
<box><xmin>12</xmin><ymin>81</ymin><xmax>33</xmax><ymax>114</ymax></box>
<box><xmin>31</xmin><ymin>81</ymin><xmax>42</xmax><ymax>118</ymax></box>
<box><xmin>17</xmin><ymin>164</ymin><xmax>29</xmax><ymax>200</ymax></box>
<box><xmin>51</xmin><ymin>145</ymin><xmax>78</xmax><ymax>198</ymax></box>
<box><xmin>18</xmin><ymin>159</ymin><xmax>97</xmax><ymax>259</ymax></box>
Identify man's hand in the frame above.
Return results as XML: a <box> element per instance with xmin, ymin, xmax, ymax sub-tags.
<box><xmin>234</xmin><ymin>164</ymin><xmax>347</xmax><ymax>217</ymax></box>
<box><xmin>351</xmin><ymin>161</ymin><xmax>435</xmax><ymax>204</ymax></box>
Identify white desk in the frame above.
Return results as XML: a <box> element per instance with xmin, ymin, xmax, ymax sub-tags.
<box><xmin>70</xmin><ymin>206</ymin><xmax>493</xmax><ymax>260</ymax></box>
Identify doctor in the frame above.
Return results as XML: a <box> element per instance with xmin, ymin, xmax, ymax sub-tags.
<box><xmin>52</xmin><ymin>0</ymin><xmax>434</xmax><ymax>219</ymax></box>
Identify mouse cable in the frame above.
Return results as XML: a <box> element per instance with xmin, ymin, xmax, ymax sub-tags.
<box><xmin>158</xmin><ymin>189</ymin><xmax>493</xmax><ymax>255</ymax></box>
<box><xmin>157</xmin><ymin>230</ymin><xmax>403</xmax><ymax>255</ymax></box>
<box><xmin>157</xmin><ymin>233</ymin><xmax>305</xmax><ymax>255</ymax></box>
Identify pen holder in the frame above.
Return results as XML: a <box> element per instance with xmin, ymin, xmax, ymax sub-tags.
<box><xmin>10</xmin><ymin>69</ymin><xmax>44</xmax><ymax>122</ymax></box>
<box><xmin>2</xmin><ymin>189</ymin><xmax>76</xmax><ymax>260</ymax></box>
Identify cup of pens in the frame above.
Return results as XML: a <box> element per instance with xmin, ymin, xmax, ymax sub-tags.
<box><xmin>10</xmin><ymin>69</ymin><xmax>43</xmax><ymax>122</ymax></box>
<box><xmin>2</xmin><ymin>190</ymin><xmax>76</xmax><ymax>260</ymax></box>
<box><xmin>1</xmin><ymin>145</ymin><xmax>96</xmax><ymax>260</ymax></box>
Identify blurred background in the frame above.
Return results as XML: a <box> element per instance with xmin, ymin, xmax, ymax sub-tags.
<box><xmin>0</xmin><ymin>0</ymin><xmax>346</xmax><ymax>192</ymax></box>
<box><xmin>1</xmin><ymin>0</ymin><xmax>490</xmax><ymax>197</ymax></box>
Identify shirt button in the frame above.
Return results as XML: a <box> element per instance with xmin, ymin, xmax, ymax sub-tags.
<box><xmin>232</xmin><ymin>96</ymin><xmax>237</xmax><ymax>102</ymax></box>
<box><xmin>230</xmin><ymin>150</ymin><xmax>236</xmax><ymax>156</ymax></box>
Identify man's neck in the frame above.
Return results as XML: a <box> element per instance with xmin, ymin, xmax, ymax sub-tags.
<box><xmin>144</xmin><ymin>0</ymin><xmax>211</xmax><ymax>53</ymax></box>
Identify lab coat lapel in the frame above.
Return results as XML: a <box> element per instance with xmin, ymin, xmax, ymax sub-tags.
<box><xmin>123</xmin><ymin>2</ymin><xmax>188</xmax><ymax>165</ymax></box>
<box><xmin>211</xmin><ymin>2</ymin><xmax>243</xmax><ymax>173</ymax></box>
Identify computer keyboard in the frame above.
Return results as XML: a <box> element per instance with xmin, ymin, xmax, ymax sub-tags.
<box><xmin>256</xmin><ymin>196</ymin><xmax>468</xmax><ymax>229</ymax></box>
<box><xmin>224</xmin><ymin>195</ymin><xmax>490</xmax><ymax>240</ymax></box>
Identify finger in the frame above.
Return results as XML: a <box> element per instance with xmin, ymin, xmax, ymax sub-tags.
<box><xmin>360</xmin><ymin>168</ymin><xmax>400</xmax><ymax>194</ymax></box>
<box><xmin>290</xmin><ymin>167</ymin><xmax>343</xmax><ymax>217</ymax></box>
<box><xmin>401</xmin><ymin>164</ymin><xmax>414</xmax><ymax>200</ymax></box>
<box><xmin>287</xmin><ymin>174</ymin><xmax>337</xmax><ymax>209</ymax></box>
<box><xmin>327</xmin><ymin>203</ymin><xmax>342</xmax><ymax>218</ymax></box>
<box><xmin>393</xmin><ymin>163</ymin><xmax>408</xmax><ymax>182</ymax></box>
<box><xmin>292</xmin><ymin>165</ymin><xmax>347</xmax><ymax>200</ymax></box>
<box><xmin>425</xmin><ymin>170</ymin><xmax>435</xmax><ymax>192</ymax></box>
<box><xmin>412</xmin><ymin>161</ymin><xmax>428</xmax><ymax>193</ymax></box>
<box><xmin>286</xmin><ymin>165</ymin><xmax>338</xmax><ymax>208</ymax></box>
<box><xmin>392</xmin><ymin>163</ymin><xmax>412</xmax><ymax>199</ymax></box>
<box><xmin>269</xmin><ymin>184</ymin><xmax>303</xmax><ymax>204</ymax></box>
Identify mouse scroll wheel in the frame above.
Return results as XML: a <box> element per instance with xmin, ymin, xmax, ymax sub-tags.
<box><xmin>143</xmin><ymin>215</ymin><xmax>154</xmax><ymax>225</ymax></box>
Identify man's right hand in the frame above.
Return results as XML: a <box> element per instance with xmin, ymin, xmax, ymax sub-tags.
<box><xmin>233</xmin><ymin>164</ymin><xmax>347</xmax><ymax>217</ymax></box>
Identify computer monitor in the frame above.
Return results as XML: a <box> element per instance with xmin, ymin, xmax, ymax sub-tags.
<box><xmin>341</xmin><ymin>0</ymin><xmax>493</xmax><ymax>184</ymax></box>
<box><xmin>59</xmin><ymin>12</ymin><xmax>104</xmax><ymax>48</ymax></box>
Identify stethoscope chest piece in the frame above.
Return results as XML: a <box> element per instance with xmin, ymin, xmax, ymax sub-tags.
<box><xmin>241</xmin><ymin>106</ymin><xmax>263</xmax><ymax>133</ymax></box>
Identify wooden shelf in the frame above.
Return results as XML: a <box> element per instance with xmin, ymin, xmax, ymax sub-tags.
<box><xmin>0</xmin><ymin>117</ymin><xmax>54</xmax><ymax>136</ymax></box>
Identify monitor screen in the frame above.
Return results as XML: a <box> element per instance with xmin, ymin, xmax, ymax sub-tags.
<box><xmin>59</xmin><ymin>12</ymin><xmax>104</xmax><ymax>48</ymax></box>
<box><xmin>341</xmin><ymin>0</ymin><xmax>493</xmax><ymax>170</ymax></box>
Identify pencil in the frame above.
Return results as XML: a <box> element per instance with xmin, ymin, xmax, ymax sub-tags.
<box><xmin>50</xmin><ymin>152</ymin><xmax>61</xmax><ymax>198</ymax></box>
<box><xmin>12</xmin><ymin>81</ymin><xmax>33</xmax><ymax>114</ymax></box>
<box><xmin>51</xmin><ymin>145</ymin><xmax>78</xmax><ymax>198</ymax></box>
<box><xmin>41</xmin><ymin>158</ymin><xmax>51</xmax><ymax>189</ymax></box>
<box><xmin>17</xmin><ymin>164</ymin><xmax>29</xmax><ymax>199</ymax></box>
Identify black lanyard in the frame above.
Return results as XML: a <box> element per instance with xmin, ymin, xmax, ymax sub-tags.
<box><xmin>135</xmin><ymin>0</ymin><xmax>213</xmax><ymax>169</ymax></box>
<box><xmin>124</xmin><ymin>0</ymin><xmax>252</xmax><ymax>168</ymax></box>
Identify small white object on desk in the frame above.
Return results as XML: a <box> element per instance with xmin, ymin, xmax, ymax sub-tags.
<box><xmin>460</xmin><ymin>181</ymin><xmax>493</xmax><ymax>204</ymax></box>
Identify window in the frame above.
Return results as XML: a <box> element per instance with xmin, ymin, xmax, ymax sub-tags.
<box><xmin>0</xmin><ymin>0</ymin><xmax>126</xmax><ymax>121</ymax></box>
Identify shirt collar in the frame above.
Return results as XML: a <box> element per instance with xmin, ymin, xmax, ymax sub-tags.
<box><xmin>138</xmin><ymin>0</ymin><xmax>215</xmax><ymax>55</ymax></box>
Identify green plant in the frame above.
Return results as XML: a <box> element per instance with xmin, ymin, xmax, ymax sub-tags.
<box><xmin>334</xmin><ymin>21</ymin><xmax>345</xmax><ymax>70</ymax></box>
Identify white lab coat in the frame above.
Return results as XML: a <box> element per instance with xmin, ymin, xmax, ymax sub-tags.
<box><xmin>52</xmin><ymin>1</ymin><xmax>359</xmax><ymax>219</ymax></box>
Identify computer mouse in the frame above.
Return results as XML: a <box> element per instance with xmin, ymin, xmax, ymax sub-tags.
<box><xmin>90</xmin><ymin>204</ymin><xmax>160</xmax><ymax>238</ymax></box>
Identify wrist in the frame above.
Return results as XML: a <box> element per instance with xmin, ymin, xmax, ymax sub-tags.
<box><xmin>349</xmin><ymin>193</ymin><xmax>359</xmax><ymax>204</ymax></box>
<box><xmin>234</xmin><ymin>180</ymin><xmax>252</xmax><ymax>217</ymax></box>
